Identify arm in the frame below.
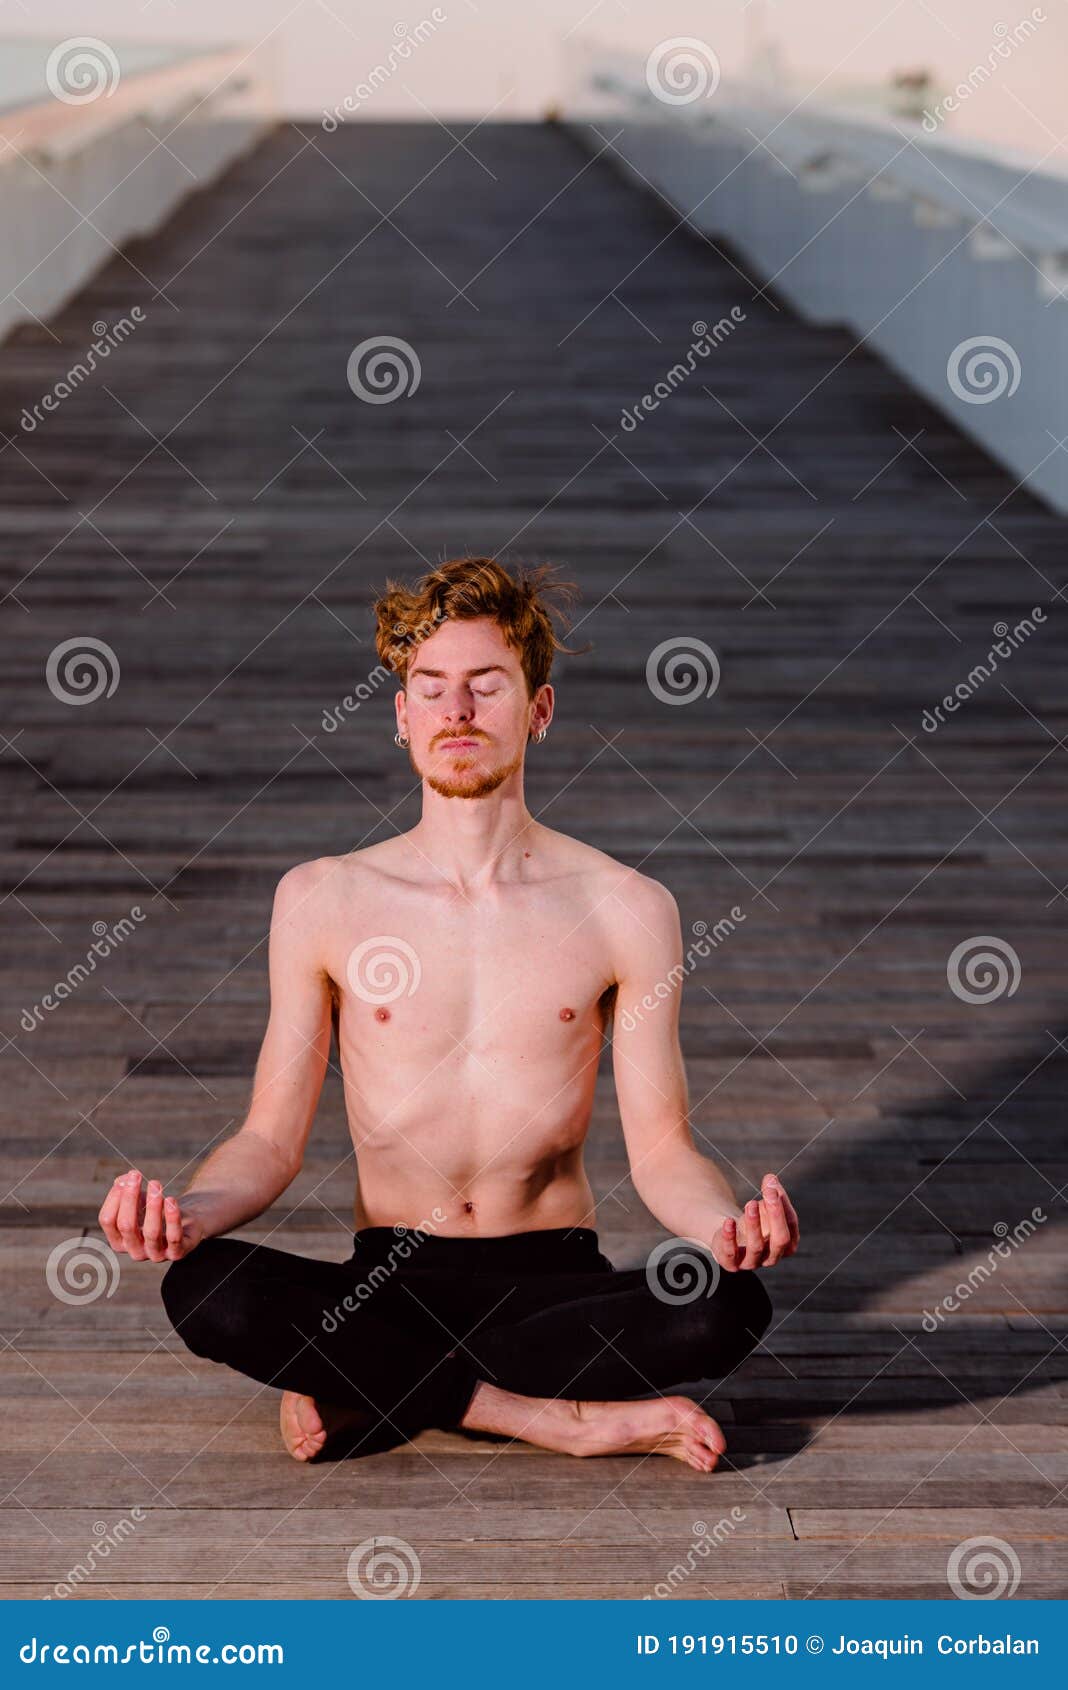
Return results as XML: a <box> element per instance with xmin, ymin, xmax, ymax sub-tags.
<box><xmin>610</xmin><ymin>872</ymin><xmax>799</xmax><ymax>1270</ymax></box>
<box><xmin>99</xmin><ymin>861</ymin><xmax>333</xmax><ymax>1261</ymax></box>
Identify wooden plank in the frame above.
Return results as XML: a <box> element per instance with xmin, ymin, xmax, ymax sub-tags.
<box><xmin>0</xmin><ymin>1504</ymin><xmax>794</xmax><ymax>1543</ymax></box>
<box><xmin>5</xmin><ymin>1541</ymin><xmax>1068</xmax><ymax>1583</ymax></box>
<box><xmin>793</xmin><ymin>1508</ymin><xmax>1068</xmax><ymax>1541</ymax></box>
<box><xmin>0</xmin><ymin>1582</ymin><xmax>789</xmax><ymax>1600</ymax></box>
<box><xmin>784</xmin><ymin>1582</ymin><xmax>1068</xmax><ymax>1600</ymax></box>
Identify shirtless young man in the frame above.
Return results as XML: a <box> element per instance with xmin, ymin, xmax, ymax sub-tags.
<box><xmin>98</xmin><ymin>556</ymin><xmax>799</xmax><ymax>1472</ymax></box>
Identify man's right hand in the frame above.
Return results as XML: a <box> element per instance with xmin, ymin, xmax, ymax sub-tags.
<box><xmin>98</xmin><ymin>1170</ymin><xmax>205</xmax><ymax>1262</ymax></box>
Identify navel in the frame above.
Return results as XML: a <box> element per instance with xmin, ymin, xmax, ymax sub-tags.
<box><xmin>559</xmin><ymin>1006</ymin><xmax>576</xmax><ymax>1021</ymax></box>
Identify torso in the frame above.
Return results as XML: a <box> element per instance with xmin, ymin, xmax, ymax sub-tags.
<box><xmin>314</xmin><ymin>826</ymin><xmax>624</xmax><ymax>1236</ymax></box>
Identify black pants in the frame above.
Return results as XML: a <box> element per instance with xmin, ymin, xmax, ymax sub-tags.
<box><xmin>161</xmin><ymin>1224</ymin><xmax>773</xmax><ymax>1456</ymax></box>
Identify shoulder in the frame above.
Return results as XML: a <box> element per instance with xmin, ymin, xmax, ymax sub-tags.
<box><xmin>272</xmin><ymin>842</ymin><xmax>413</xmax><ymax>925</ymax></box>
<box><xmin>272</xmin><ymin>855</ymin><xmax>334</xmax><ymax>914</ymax></box>
<box><xmin>538</xmin><ymin>828</ymin><xmax>680</xmax><ymax>955</ymax></box>
<box><xmin>603</xmin><ymin>863</ymin><xmax>679</xmax><ymax>929</ymax></box>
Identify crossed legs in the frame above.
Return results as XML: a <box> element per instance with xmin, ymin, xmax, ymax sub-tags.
<box><xmin>161</xmin><ymin>1233</ymin><xmax>773</xmax><ymax>1469</ymax></box>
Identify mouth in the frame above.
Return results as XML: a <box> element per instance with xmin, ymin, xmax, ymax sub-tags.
<box><xmin>439</xmin><ymin>738</ymin><xmax>481</xmax><ymax>750</ymax></box>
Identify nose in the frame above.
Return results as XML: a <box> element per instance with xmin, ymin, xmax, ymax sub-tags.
<box><xmin>441</xmin><ymin>691</ymin><xmax>475</xmax><ymax>728</ymax></box>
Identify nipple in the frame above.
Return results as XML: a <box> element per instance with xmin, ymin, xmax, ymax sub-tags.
<box><xmin>559</xmin><ymin>1006</ymin><xmax>576</xmax><ymax>1021</ymax></box>
<box><xmin>374</xmin><ymin>1007</ymin><xmax>391</xmax><ymax>1022</ymax></box>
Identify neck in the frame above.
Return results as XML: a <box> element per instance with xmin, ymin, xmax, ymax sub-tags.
<box><xmin>410</xmin><ymin>782</ymin><xmax>538</xmax><ymax>893</ymax></box>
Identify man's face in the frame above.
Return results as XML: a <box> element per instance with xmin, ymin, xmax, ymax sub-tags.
<box><xmin>399</xmin><ymin>616</ymin><xmax>547</xmax><ymax>799</ymax></box>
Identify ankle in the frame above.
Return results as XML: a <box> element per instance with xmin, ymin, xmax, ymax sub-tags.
<box><xmin>460</xmin><ymin>1380</ymin><xmax>520</xmax><ymax>1436</ymax></box>
<box><xmin>461</xmin><ymin>1381</ymin><xmax>578</xmax><ymax>1441</ymax></box>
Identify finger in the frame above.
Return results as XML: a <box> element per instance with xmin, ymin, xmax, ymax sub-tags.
<box><xmin>741</xmin><ymin>1199</ymin><xmax>765</xmax><ymax>1269</ymax></box>
<box><xmin>142</xmin><ymin>1180</ymin><xmax>167</xmax><ymax>1262</ymax></box>
<box><xmin>98</xmin><ymin>1175</ymin><xmax>125</xmax><ymax>1247</ymax></box>
<box><xmin>117</xmin><ymin>1170</ymin><xmax>147</xmax><ymax>1260</ymax></box>
<box><xmin>775</xmin><ymin>1180</ymin><xmax>801</xmax><ymax>1251</ymax></box>
<box><xmin>717</xmin><ymin>1216</ymin><xmax>742</xmax><ymax>1272</ymax></box>
<box><xmin>163</xmin><ymin>1197</ymin><xmax>185</xmax><ymax>1259</ymax></box>
<box><xmin>761</xmin><ymin>1176</ymin><xmax>792</xmax><ymax>1265</ymax></box>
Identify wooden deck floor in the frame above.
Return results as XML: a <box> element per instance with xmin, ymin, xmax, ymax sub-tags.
<box><xmin>1</xmin><ymin>119</ymin><xmax>1067</xmax><ymax>1600</ymax></box>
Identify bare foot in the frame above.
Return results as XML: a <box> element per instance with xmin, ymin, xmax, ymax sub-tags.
<box><xmin>571</xmin><ymin>1395</ymin><xmax>727</xmax><ymax>1472</ymax></box>
<box><xmin>461</xmin><ymin>1383</ymin><xmax>726</xmax><ymax>1472</ymax></box>
<box><xmin>279</xmin><ymin>1391</ymin><xmax>370</xmax><ymax>1463</ymax></box>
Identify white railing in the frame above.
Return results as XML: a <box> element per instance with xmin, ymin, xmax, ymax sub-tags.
<box><xmin>561</xmin><ymin>39</ymin><xmax>1068</xmax><ymax>514</ymax></box>
<box><xmin>0</xmin><ymin>39</ymin><xmax>278</xmax><ymax>340</ymax></box>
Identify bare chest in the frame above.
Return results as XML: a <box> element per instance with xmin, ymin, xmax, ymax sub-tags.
<box><xmin>327</xmin><ymin>891</ymin><xmax>615</xmax><ymax>1065</ymax></box>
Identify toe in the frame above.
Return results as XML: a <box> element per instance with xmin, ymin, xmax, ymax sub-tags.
<box><xmin>703</xmin><ymin>1420</ymin><xmax>727</xmax><ymax>1455</ymax></box>
<box><xmin>295</xmin><ymin>1397</ymin><xmax>325</xmax><ymax>1441</ymax></box>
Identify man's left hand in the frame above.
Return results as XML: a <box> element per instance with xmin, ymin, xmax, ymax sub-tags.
<box><xmin>713</xmin><ymin>1172</ymin><xmax>799</xmax><ymax>1271</ymax></box>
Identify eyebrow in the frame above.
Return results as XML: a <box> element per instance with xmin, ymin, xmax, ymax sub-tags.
<box><xmin>408</xmin><ymin>664</ymin><xmax>509</xmax><ymax>680</ymax></box>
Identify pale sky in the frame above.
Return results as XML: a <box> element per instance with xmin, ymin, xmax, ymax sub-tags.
<box><xmin>7</xmin><ymin>0</ymin><xmax>1068</xmax><ymax>157</ymax></box>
